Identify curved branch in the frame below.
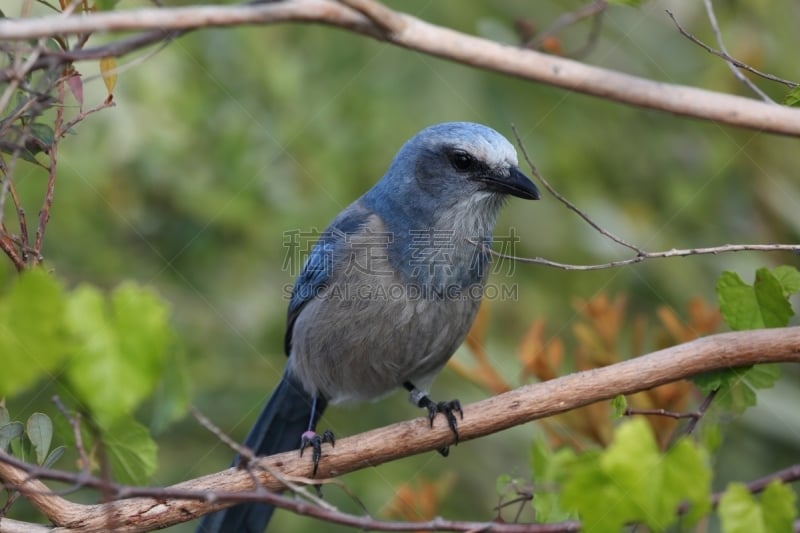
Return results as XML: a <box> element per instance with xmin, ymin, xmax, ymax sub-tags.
<box><xmin>2</xmin><ymin>0</ymin><xmax>800</xmax><ymax>136</ymax></box>
<box><xmin>1</xmin><ymin>327</ymin><xmax>798</xmax><ymax>531</ymax></box>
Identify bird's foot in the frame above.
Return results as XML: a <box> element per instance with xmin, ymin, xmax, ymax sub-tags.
<box><xmin>299</xmin><ymin>429</ymin><xmax>335</xmax><ymax>477</ymax></box>
<box><xmin>421</xmin><ymin>398</ymin><xmax>463</xmax><ymax>457</ymax></box>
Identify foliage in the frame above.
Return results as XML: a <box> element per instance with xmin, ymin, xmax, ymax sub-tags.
<box><xmin>561</xmin><ymin>419</ymin><xmax>710</xmax><ymax>532</ymax></box>
<box><xmin>718</xmin><ymin>481</ymin><xmax>797</xmax><ymax>533</ymax></box>
<box><xmin>694</xmin><ymin>266</ymin><xmax>800</xmax><ymax>412</ymax></box>
<box><xmin>0</xmin><ymin>403</ymin><xmax>64</xmax><ymax>469</ymax></box>
<box><xmin>451</xmin><ymin>268</ymin><xmax>797</xmax><ymax>532</ymax></box>
<box><xmin>0</xmin><ymin>270</ymin><xmax>186</xmax><ymax>484</ymax></box>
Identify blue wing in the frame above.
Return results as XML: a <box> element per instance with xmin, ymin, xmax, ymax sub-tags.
<box><xmin>284</xmin><ymin>203</ymin><xmax>372</xmax><ymax>355</ymax></box>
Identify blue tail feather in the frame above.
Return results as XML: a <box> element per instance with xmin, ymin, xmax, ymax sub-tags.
<box><xmin>196</xmin><ymin>370</ymin><xmax>326</xmax><ymax>533</ymax></box>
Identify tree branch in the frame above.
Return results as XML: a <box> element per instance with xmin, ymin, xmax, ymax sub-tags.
<box><xmin>2</xmin><ymin>0</ymin><xmax>800</xmax><ymax>136</ymax></box>
<box><xmin>0</xmin><ymin>327</ymin><xmax>798</xmax><ymax>531</ymax></box>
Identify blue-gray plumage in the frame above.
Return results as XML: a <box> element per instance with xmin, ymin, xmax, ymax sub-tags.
<box><xmin>198</xmin><ymin>122</ymin><xmax>539</xmax><ymax>533</ymax></box>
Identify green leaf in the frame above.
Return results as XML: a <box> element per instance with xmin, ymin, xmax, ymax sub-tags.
<box><xmin>771</xmin><ymin>265</ymin><xmax>800</xmax><ymax>296</ymax></box>
<box><xmin>26</xmin><ymin>412</ymin><xmax>52</xmax><ymax>465</ymax></box>
<box><xmin>761</xmin><ymin>480</ymin><xmax>797</xmax><ymax>532</ymax></box>
<box><xmin>65</xmin><ymin>282</ymin><xmax>172</xmax><ymax>426</ymax></box>
<box><xmin>0</xmin><ymin>269</ymin><xmax>67</xmax><ymax>397</ymax></box>
<box><xmin>706</xmin><ymin>268</ymin><xmax>790</xmax><ymax>412</ymax></box>
<box><xmin>719</xmin><ymin>481</ymin><xmax>797</xmax><ymax>533</ymax></box>
<box><xmin>101</xmin><ymin>416</ymin><xmax>158</xmax><ymax>485</ymax></box>
<box><xmin>562</xmin><ymin>419</ymin><xmax>710</xmax><ymax>532</ymax></box>
<box><xmin>753</xmin><ymin>269</ymin><xmax>794</xmax><ymax>327</ymax></box>
<box><xmin>699</xmin><ymin>422</ymin><xmax>722</xmax><ymax>452</ymax></box>
<box><xmin>529</xmin><ymin>438</ymin><xmax>577</xmax><ymax>522</ymax></box>
<box><xmin>719</xmin><ymin>483</ymin><xmax>763</xmax><ymax>533</ymax></box>
<box><xmin>665</xmin><ymin>439</ymin><xmax>712</xmax><ymax>524</ymax></box>
<box><xmin>149</xmin><ymin>347</ymin><xmax>190</xmax><ymax>434</ymax></box>
<box><xmin>0</xmin><ymin>401</ymin><xmax>9</xmax><ymax>427</ymax></box>
<box><xmin>783</xmin><ymin>86</ymin><xmax>800</xmax><ymax>107</ymax></box>
<box><xmin>694</xmin><ymin>364</ymin><xmax>780</xmax><ymax>413</ymax></box>
<box><xmin>610</xmin><ymin>395</ymin><xmax>627</xmax><ymax>418</ymax></box>
<box><xmin>29</xmin><ymin>123</ymin><xmax>54</xmax><ymax>149</ymax></box>
<box><xmin>496</xmin><ymin>473</ymin><xmax>513</xmax><ymax>495</ymax></box>
<box><xmin>716</xmin><ymin>269</ymin><xmax>793</xmax><ymax>330</ymax></box>
<box><xmin>0</xmin><ymin>421</ymin><xmax>23</xmax><ymax>451</ymax></box>
<box><xmin>43</xmin><ymin>445</ymin><xmax>65</xmax><ymax>469</ymax></box>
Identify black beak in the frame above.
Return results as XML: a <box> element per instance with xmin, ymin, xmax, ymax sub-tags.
<box><xmin>479</xmin><ymin>166</ymin><xmax>540</xmax><ymax>200</ymax></box>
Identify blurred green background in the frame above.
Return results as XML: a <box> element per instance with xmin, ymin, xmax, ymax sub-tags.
<box><xmin>3</xmin><ymin>0</ymin><xmax>799</xmax><ymax>530</ymax></box>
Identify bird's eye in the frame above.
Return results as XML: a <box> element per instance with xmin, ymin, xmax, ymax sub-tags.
<box><xmin>449</xmin><ymin>150</ymin><xmax>474</xmax><ymax>172</ymax></box>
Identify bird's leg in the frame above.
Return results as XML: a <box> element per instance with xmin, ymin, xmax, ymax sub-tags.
<box><xmin>299</xmin><ymin>396</ymin><xmax>335</xmax><ymax>477</ymax></box>
<box><xmin>403</xmin><ymin>381</ymin><xmax>463</xmax><ymax>457</ymax></box>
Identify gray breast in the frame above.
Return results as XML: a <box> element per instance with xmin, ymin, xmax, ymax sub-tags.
<box><xmin>288</xmin><ymin>279</ymin><xmax>481</xmax><ymax>404</ymax></box>
<box><xmin>287</xmin><ymin>214</ymin><xmax>484</xmax><ymax>404</ymax></box>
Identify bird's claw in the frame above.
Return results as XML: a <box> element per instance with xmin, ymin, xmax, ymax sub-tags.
<box><xmin>299</xmin><ymin>429</ymin><xmax>335</xmax><ymax>477</ymax></box>
<box><xmin>424</xmin><ymin>399</ymin><xmax>463</xmax><ymax>456</ymax></box>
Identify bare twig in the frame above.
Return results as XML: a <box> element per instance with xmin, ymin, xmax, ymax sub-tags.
<box><xmin>477</xmin><ymin>242</ymin><xmax>800</xmax><ymax>271</ymax></box>
<box><xmin>710</xmin><ymin>464</ymin><xmax>800</xmax><ymax>505</ymax></box>
<box><xmin>493</xmin><ymin>130</ymin><xmax>800</xmax><ymax>270</ymax></box>
<box><xmin>679</xmin><ymin>388</ymin><xmax>718</xmax><ymax>438</ymax></box>
<box><xmin>189</xmin><ymin>405</ymin><xmax>332</xmax><ymax>511</ymax></box>
<box><xmin>623</xmin><ymin>407</ymin><xmax>700</xmax><ymax>421</ymax></box>
<box><xmin>52</xmin><ymin>396</ymin><xmax>90</xmax><ymax>474</ymax></box>
<box><xmin>702</xmin><ymin>0</ymin><xmax>772</xmax><ymax>102</ymax></box>
<box><xmin>190</xmin><ymin>406</ymin><xmax>255</xmax><ymax>461</ymax></box>
<box><xmin>676</xmin><ymin>463</ymin><xmax>800</xmax><ymax>515</ymax></box>
<box><xmin>666</xmin><ymin>9</ymin><xmax>797</xmax><ymax>90</ymax></box>
<box><xmin>32</xmin><ymin>77</ymin><xmax>65</xmax><ymax>256</ymax></box>
<box><xmin>525</xmin><ymin>0</ymin><xmax>607</xmax><ymax>57</ymax></box>
<box><xmin>0</xmin><ymin>327</ymin><xmax>797</xmax><ymax>531</ymax></box>
<box><xmin>59</xmin><ymin>97</ymin><xmax>116</xmax><ymax>139</ymax></box>
<box><xmin>0</xmin><ymin>231</ymin><xmax>24</xmax><ymax>271</ymax></box>
<box><xmin>511</xmin><ymin>124</ymin><xmax>643</xmax><ymax>254</ymax></box>
<box><xmin>0</xmin><ymin>451</ymin><xmax>581</xmax><ymax>533</ymax></box>
<box><xmin>2</xmin><ymin>1</ymin><xmax>800</xmax><ymax>135</ymax></box>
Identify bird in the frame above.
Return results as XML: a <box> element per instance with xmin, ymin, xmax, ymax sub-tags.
<box><xmin>197</xmin><ymin>122</ymin><xmax>539</xmax><ymax>532</ymax></box>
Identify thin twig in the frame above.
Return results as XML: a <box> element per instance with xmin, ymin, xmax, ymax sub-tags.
<box><xmin>189</xmin><ymin>406</ymin><xmax>255</xmax><ymax>461</ymax></box>
<box><xmin>32</xmin><ymin>77</ymin><xmax>65</xmax><ymax>256</ymax></box>
<box><xmin>511</xmin><ymin>124</ymin><xmax>644</xmax><ymax>255</ymax></box>
<box><xmin>666</xmin><ymin>10</ymin><xmax>797</xmax><ymax>90</ymax></box>
<box><xmin>51</xmin><ymin>396</ymin><xmax>90</xmax><ymax>474</ymax></box>
<box><xmin>0</xmin><ymin>230</ymin><xmax>24</xmax><ymax>271</ymax></box>
<box><xmin>680</xmin><ymin>388</ymin><xmax>717</xmax><ymax>438</ymax></box>
<box><xmin>189</xmin><ymin>406</ymin><xmax>330</xmax><ymax>511</ymax></box>
<box><xmin>710</xmin><ymin>464</ymin><xmax>800</xmax><ymax>505</ymax></box>
<box><xmin>571</xmin><ymin>2</ymin><xmax>605</xmax><ymax>59</ymax></box>
<box><xmin>702</xmin><ymin>0</ymin><xmax>773</xmax><ymax>103</ymax></box>
<box><xmin>0</xmin><ymin>450</ymin><xmax>581</xmax><ymax>532</ymax></box>
<box><xmin>475</xmin><ymin>242</ymin><xmax>800</xmax><ymax>271</ymax></box>
<box><xmin>676</xmin><ymin>463</ymin><xmax>800</xmax><ymax>515</ymax></box>
<box><xmin>526</xmin><ymin>0</ymin><xmax>607</xmax><ymax>57</ymax></box>
<box><xmin>479</xmin><ymin>137</ymin><xmax>800</xmax><ymax>269</ymax></box>
<box><xmin>623</xmin><ymin>407</ymin><xmax>700</xmax><ymax>421</ymax></box>
<box><xmin>59</xmin><ymin>97</ymin><xmax>116</xmax><ymax>138</ymax></box>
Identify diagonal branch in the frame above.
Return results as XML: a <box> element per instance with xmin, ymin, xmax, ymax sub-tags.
<box><xmin>2</xmin><ymin>0</ymin><xmax>800</xmax><ymax>135</ymax></box>
<box><xmin>0</xmin><ymin>327</ymin><xmax>798</xmax><ymax>531</ymax></box>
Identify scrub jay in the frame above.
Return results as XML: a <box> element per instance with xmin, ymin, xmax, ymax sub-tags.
<box><xmin>198</xmin><ymin>122</ymin><xmax>539</xmax><ymax>532</ymax></box>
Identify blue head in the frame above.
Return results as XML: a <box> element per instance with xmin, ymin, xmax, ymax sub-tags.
<box><xmin>365</xmin><ymin>122</ymin><xmax>538</xmax><ymax>228</ymax></box>
<box><xmin>362</xmin><ymin>122</ymin><xmax>539</xmax><ymax>286</ymax></box>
